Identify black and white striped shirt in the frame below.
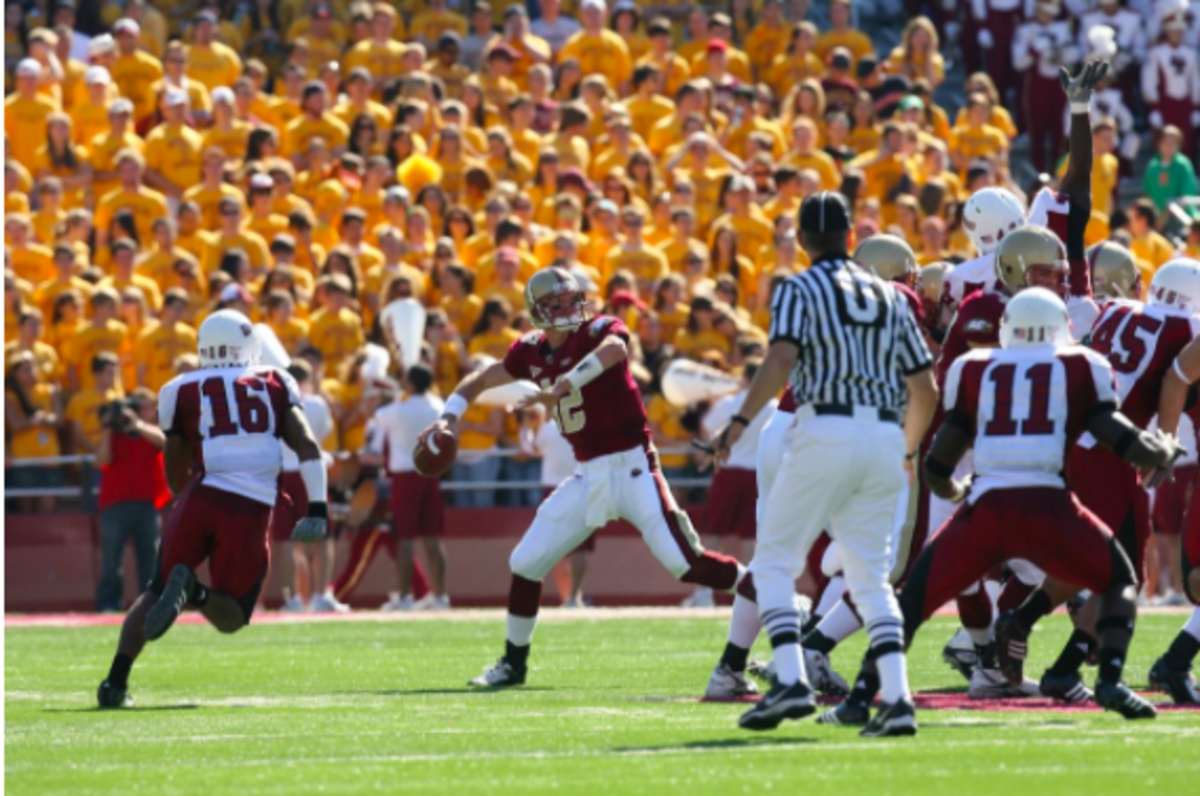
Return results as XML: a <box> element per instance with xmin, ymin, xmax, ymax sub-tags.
<box><xmin>769</xmin><ymin>255</ymin><xmax>932</xmax><ymax>411</ymax></box>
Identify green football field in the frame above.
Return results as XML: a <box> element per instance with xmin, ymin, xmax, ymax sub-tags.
<box><xmin>5</xmin><ymin>611</ymin><xmax>1199</xmax><ymax>795</ymax></box>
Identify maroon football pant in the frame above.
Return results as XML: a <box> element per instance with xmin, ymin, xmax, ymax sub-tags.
<box><xmin>1070</xmin><ymin>444</ymin><xmax>1151</xmax><ymax>584</ymax></box>
<box><xmin>899</xmin><ymin>488</ymin><xmax>1134</xmax><ymax>643</ymax></box>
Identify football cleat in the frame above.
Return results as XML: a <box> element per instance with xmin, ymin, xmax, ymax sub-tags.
<box><xmin>804</xmin><ymin>648</ymin><xmax>850</xmax><ymax>697</ymax></box>
<box><xmin>704</xmin><ymin>663</ymin><xmax>760</xmax><ymax>699</ymax></box>
<box><xmin>738</xmin><ymin>680</ymin><xmax>816</xmax><ymax>731</ymax></box>
<box><xmin>1148</xmin><ymin>657</ymin><xmax>1200</xmax><ymax>705</ymax></box>
<box><xmin>860</xmin><ymin>697</ymin><xmax>918</xmax><ymax>738</ymax></box>
<box><xmin>96</xmin><ymin>680</ymin><xmax>132</xmax><ymax>709</ymax></box>
<box><xmin>468</xmin><ymin>658</ymin><xmax>526</xmax><ymax>688</ymax></box>
<box><xmin>941</xmin><ymin>628</ymin><xmax>977</xmax><ymax>681</ymax></box>
<box><xmin>746</xmin><ymin>658</ymin><xmax>776</xmax><ymax>685</ymax></box>
<box><xmin>1039</xmin><ymin>670</ymin><xmax>1094</xmax><ymax>703</ymax></box>
<box><xmin>993</xmin><ymin>611</ymin><xmax>1030</xmax><ymax>686</ymax></box>
<box><xmin>144</xmin><ymin>565</ymin><xmax>195</xmax><ymax>642</ymax></box>
<box><xmin>816</xmin><ymin>698</ymin><xmax>871</xmax><ymax>727</ymax></box>
<box><xmin>968</xmin><ymin>666</ymin><xmax>1040</xmax><ymax>699</ymax></box>
<box><xmin>1094</xmin><ymin>680</ymin><xmax>1157</xmax><ymax>719</ymax></box>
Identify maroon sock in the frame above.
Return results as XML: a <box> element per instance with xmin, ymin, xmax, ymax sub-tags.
<box><xmin>509</xmin><ymin>574</ymin><xmax>542</xmax><ymax>617</ymax></box>
<box><xmin>997</xmin><ymin>577</ymin><xmax>1035</xmax><ymax>615</ymax></box>
<box><xmin>956</xmin><ymin>585</ymin><xmax>994</xmax><ymax>631</ymax></box>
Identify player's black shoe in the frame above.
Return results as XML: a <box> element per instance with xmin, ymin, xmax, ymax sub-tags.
<box><xmin>816</xmin><ymin>697</ymin><xmax>871</xmax><ymax>726</ymax></box>
<box><xmin>859</xmin><ymin>697</ymin><xmax>918</xmax><ymax>738</ymax></box>
<box><xmin>737</xmin><ymin>680</ymin><xmax>816</xmax><ymax>731</ymax></box>
<box><xmin>993</xmin><ymin>611</ymin><xmax>1029</xmax><ymax>686</ymax></box>
<box><xmin>468</xmin><ymin>658</ymin><xmax>527</xmax><ymax>687</ymax></box>
<box><xmin>144</xmin><ymin>565</ymin><xmax>195</xmax><ymax>642</ymax></box>
<box><xmin>1039</xmin><ymin>670</ymin><xmax>1093</xmax><ymax>703</ymax></box>
<box><xmin>96</xmin><ymin>680</ymin><xmax>132</xmax><ymax>709</ymax></box>
<box><xmin>1148</xmin><ymin>657</ymin><xmax>1200</xmax><ymax>705</ymax></box>
<box><xmin>1094</xmin><ymin>680</ymin><xmax>1157</xmax><ymax>719</ymax></box>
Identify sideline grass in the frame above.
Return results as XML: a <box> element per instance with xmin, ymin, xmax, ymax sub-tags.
<box><xmin>6</xmin><ymin>613</ymin><xmax>1199</xmax><ymax>795</ymax></box>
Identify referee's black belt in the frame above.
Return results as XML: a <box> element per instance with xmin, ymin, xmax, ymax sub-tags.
<box><xmin>811</xmin><ymin>404</ymin><xmax>901</xmax><ymax>425</ymax></box>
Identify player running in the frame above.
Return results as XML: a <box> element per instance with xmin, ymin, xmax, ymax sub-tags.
<box><xmin>993</xmin><ymin>259</ymin><xmax>1200</xmax><ymax>700</ymax></box>
<box><xmin>97</xmin><ymin>310</ymin><xmax>330</xmax><ymax>708</ymax></box>
<box><xmin>420</xmin><ymin>267</ymin><xmax>750</xmax><ymax>688</ymax></box>
<box><xmin>829</xmin><ymin>288</ymin><xmax>1180</xmax><ymax>724</ymax></box>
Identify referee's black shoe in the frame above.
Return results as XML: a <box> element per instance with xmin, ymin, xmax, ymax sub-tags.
<box><xmin>738</xmin><ymin>680</ymin><xmax>816</xmax><ymax>731</ymax></box>
<box><xmin>860</xmin><ymin>697</ymin><xmax>918</xmax><ymax>737</ymax></box>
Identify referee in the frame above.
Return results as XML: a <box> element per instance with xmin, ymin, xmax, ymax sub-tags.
<box><xmin>713</xmin><ymin>192</ymin><xmax>938</xmax><ymax>737</ymax></box>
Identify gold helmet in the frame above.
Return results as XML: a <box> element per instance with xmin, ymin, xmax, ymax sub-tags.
<box><xmin>1088</xmin><ymin>241</ymin><xmax>1140</xmax><ymax>300</ymax></box>
<box><xmin>854</xmin><ymin>233</ymin><xmax>917</xmax><ymax>284</ymax></box>
<box><xmin>994</xmin><ymin>226</ymin><xmax>1067</xmax><ymax>295</ymax></box>
<box><xmin>525</xmin><ymin>267</ymin><xmax>589</xmax><ymax>331</ymax></box>
<box><xmin>915</xmin><ymin>262</ymin><xmax>947</xmax><ymax>302</ymax></box>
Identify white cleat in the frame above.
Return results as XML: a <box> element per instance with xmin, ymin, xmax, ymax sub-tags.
<box><xmin>380</xmin><ymin>593</ymin><xmax>413</xmax><ymax>612</ymax></box>
<box><xmin>804</xmin><ymin>649</ymin><xmax>850</xmax><ymax>697</ymax></box>
<box><xmin>704</xmin><ymin>663</ymin><xmax>761</xmax><ymax>699</ymax></box>
<box><xmin>681</xmin><ymin>587</ymin><xmax>715</xmax><ymax>608</ymax></box>
<box><xmin>309</xmin><ymin>591</ymin><xmax>350</xmax><ymax>613</ymax></box>
<box><xmin>468</xmin><ymin>659</ymin><xmax>526</xmax><ymax>687</ymax></box>
<box><xmin>747</xmin><ymin>658</ymin><xmax>777</xmax><ymax>685</ymax></box>
<box><xmin>968</xmin><ymin>666</ymin><xmax>1040</xmax><ymax>699</ymax></box>
<box><xmin>942</xmin><ymin>628</ymin><xmax>978</xmax><ymax>681</ymax></box>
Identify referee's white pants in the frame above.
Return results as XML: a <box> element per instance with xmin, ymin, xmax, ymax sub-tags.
<box><xmin>752</xmin><ymin>409</ymin><xmax>907</xmax><ymax>636</ymax></box>
<box><xmin>755</xmin><ymin>407</ymin><xmax>793</xmax><ymax>525</ymax></box>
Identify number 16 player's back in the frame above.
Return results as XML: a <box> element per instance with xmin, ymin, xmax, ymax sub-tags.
<box><xmin>157</xmin><ymin>365</ymin><xmax>302</xmax><ymax>504</ymax></box>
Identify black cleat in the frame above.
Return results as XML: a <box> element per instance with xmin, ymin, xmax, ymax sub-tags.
<box><xmin>1039</xmin><ymin>670</ymin><xmax>1093</xmax><ymax>703</ymax></box>
<box><xmin>144</xmin><ymin>565</ymin><xmax>195</xmax><ymax>642</ymax></box>
<box><xmin>816</xmin><ymin>697</ymin><xmax>871</xmax><ymax>726</ymax></box>
<box><xmin>1148</xmin><ymin>657</ymin><xmax>1200</xmax><ymax>705</ymax></box>
<box><xmin>860</xmin><ymin>696</ymin><xmax>918</xmax><ymax>737</ymax></box>
<box><xmin>468</xmin><ymin>658</ymin><xmax>527</xmax><ymax>687</ymax></box>
<box><xmin>97</xmin><ymin>680</ymin><xmax>132</xmax><ymax>709</ymax></box>
<box><xmin>994</xmin><ymin>611</ymin><xmax>1029</xmax><ymax>686</ymax></box>
<box><xmin>1094</xmin><ymin>680</ymin><xmax>1157</xmax><ymax>719</ymax></box>
<box><xmin>738</xmin><ymin>680</ymin><xmax>816</xmax><ymax>731</ymax></box>
<box><xmin>941</xmin><ymin>629</ymin><xmax>977</xmax><ymax>681</ymax></box>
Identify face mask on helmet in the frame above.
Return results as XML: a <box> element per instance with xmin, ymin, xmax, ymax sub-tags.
<box><xmin>1148</xmin><ymin>259</ymin><xmax>1200</xmax><ymax>316</ymax></box>
<box><xmin>527</xmin><ymin>269</ymin><xmax>589</xmax><ymax>331</ymax></box>
<box><xmin>963</xmin><ymin>188</ymin><xmax>1026</xmax><ymax>255</ymax></box>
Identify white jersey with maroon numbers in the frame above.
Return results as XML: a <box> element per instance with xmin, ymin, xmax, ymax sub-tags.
<box><xmin>943</xmin><ymin>345</ymin><xmax>1116</xmax><ymax>502</ymax></box>
<box><xmin>158</xmin><ymin>365</ymin><xmax>302</xmax><ymax>505</ymax></box>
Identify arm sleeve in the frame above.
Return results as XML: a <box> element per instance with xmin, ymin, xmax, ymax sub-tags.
<box><xmin>158</xmin><ymin>381</ymin><xmax>180</xmax><ymax>435</ymax></box>
<box><xmin>502</xmin><ymin>336</ymin><xmax>529</xmax><ymax>381</ymax></box>
<box><xmin>895</xmin><ymin>294</ymin><xmax>934</xmax><ymax>375</ymax></box>
<box><xmin>767</xmin><ymin>280</ymin><xmax>804</xmax><ymax>347</ymax></box>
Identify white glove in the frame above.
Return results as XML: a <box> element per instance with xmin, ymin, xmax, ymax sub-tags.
<box><xmin>1150</xmin><ymin>110</ymin><xmax>1164</xmax><ymax>128</ymax></box>
<box><xmin>292</xmin><ymin>516</ymin><xmax>328</xmax><ymax>543</ymax></box>
<box><xmin>978</xmin><ymin>28</ymin><xmax>994</xmax><ymax>49</ymax></box>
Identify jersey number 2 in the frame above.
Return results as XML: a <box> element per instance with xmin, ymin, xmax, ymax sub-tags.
<box><xmin>540</xmin><ymin>378</ymin><xmax>586</xmax><ymax>434</ymax></box>
<box><xmin>202</xmin><ymin>377</ymin><xmax>270</xmax><ymax>438</ymax></box>
<box><xmin>984</xmin><ymin>363</ymin><xmax>1054</xmax><ymax>436</ymax></box>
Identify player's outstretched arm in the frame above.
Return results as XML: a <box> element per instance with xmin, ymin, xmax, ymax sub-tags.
<box><xmin>281</xmin><ymin>404</ymin><xmax>330</xmax><ymax>543</ymax></box>
<box><xmin>923</xmin><ymin>416</ymin><xmax>972</xmax><ymax>502</ymax></box>
<box><xmin>517</xmin><ymin>335</ymin><xmax>629</xmax><ymax>413</ymax></box>
<box><xmin>1060</xmin><ymin>61</ymin><xmax>1107</xmax><ymax>210</ymax></box>
<box><xmin>904</xmin><ymin>367</ymin><xmax>938</xmax><ymax>465</ymax></box>
<box><xmin>1088</xmin><ymin>405</ymin><xmax>1183</xmax><ymax>471</ymax></box>
<box><xmin>423</xmin><ymin>361</ymin><xmax>517</xmax><ymax>442</ymax></box>
<box><xmin>1157</xmin><ymin>337</ymin><xmax>1200</xmax><ymax>438</ymax></box>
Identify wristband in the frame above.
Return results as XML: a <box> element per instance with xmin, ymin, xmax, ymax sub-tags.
<box><xmin>307</xmin><ymin>501</ymin><xmax>328</xmax><ymax>519</ymax></box>
<box><xmin>1070</xmin><ymin>101</ymin><xmax>1091</xmax><ymax>115</ymax></box>
<box><xmin>731</xmin><ymin>414</ymin><xmax>751</xmax><ymax>427</ymax></box>
<box><xmin>1174</xmin><ymin>358</ymin><xmax>1194</xmax><ymax>386</ymax></box>
<box><xmin>443</xmin><ymin>393</ymin><xmax>469</xmax><ymax>420</ymax></box>
<box><xmin>564</xmin><ymin>352</ymin><xmax>604</xmax><ymax>390</ymax></box>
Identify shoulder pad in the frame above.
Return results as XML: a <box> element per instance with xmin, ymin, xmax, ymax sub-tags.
<box><xmin>520</xmin><ymin>330</ymin><xmax>545</xmax><ymax>346</ymax></box>
<box><xmin>589</xmin><ymin>316</ymin><xmax>617</xmax><ymax>337</ymax></box>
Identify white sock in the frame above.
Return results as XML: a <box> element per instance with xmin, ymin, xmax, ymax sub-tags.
<box><xmin>815</xmin><ymin>599</ymin><xmax>864</xmax><ymax>645</ymax></box>
<box><xmin>876</xmin><ymin>651</ymin><xmax>911</xmax><ymax>702</ymax></box>
<box><xmin>728</xmin><ymin>593</ymin><xmax>761</xmax><ymax>650</ymax></box>
<box><xmin>772</xmin><ymin>642</ymin><xmax>807</xmax><ymax>686</ymax></box>
<box><xmin>815</xmin><ymin>575</ymin><xmax>845</xmax><ymax>618</ymax></box>
<box><xmin>1184</xmin><ymin>606</ymin><xmax>1200</xmax><ymax>641</ymax></box>
<box><xmin>966</xmin><ymin>626</ymin><xmax>994</xmax><ymax>648</ymax></box>
<box><xmin>506</xmin><ymin>614</ymin><xmax>537</xmax><ymax>647</ymax></box>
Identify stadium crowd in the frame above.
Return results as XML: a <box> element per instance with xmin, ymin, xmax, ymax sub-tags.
<box><xmin>4</xmin><ymin>0</ymin><xmax>1200</xmax><ymax>601</ymax></box>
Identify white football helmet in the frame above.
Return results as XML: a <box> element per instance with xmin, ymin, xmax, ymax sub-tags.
<box><xmin>1148</xmin><ymin>258</ymin><xmax>1200</xmax><ymax>316</ymax></box>
<box><xmin>999</xmin><ymin>287</ymin><xmax>1072</xmax><ymax>349</ymax></box>
<box><xmin>198</xmin><ymin>309</ymin><xmax>260</xmax><ymax>368</ymax></box>
<box><xmin>962</xmin><ymin>187</ymin><xmax>1026</xmax><ymax>256</ymax></box>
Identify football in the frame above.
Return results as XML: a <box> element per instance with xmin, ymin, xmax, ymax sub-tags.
<box><xmin>413</xmin><ymin>427</ymin><xmax>457</xmax><ymax>477</ymax></box>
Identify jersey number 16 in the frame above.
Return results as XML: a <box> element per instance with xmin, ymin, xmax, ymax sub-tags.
<box><xmin>201</xmin><ymin>376</ymin><xmax>272</xmax><ymax>438</ymax></box>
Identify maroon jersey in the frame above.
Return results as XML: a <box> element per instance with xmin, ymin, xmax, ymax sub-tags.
<box><xmin>936</xmin><ymin>289</ymin><xmax>1007</xmax><ymax>385</ymax></box>
<box><xmin>503</xmin><ymin>316</ymin><xmax>652</xmax><ymax>461</ymax></box>
<box><xmin>778</xmin><ymin>387</ymin><xmax>798</xmax><ymax>413</ymax></box>
<box><xmin>1087</xmin><ymin>300</ymin><xmax>1200</xmax><ymax>429</ymax></box>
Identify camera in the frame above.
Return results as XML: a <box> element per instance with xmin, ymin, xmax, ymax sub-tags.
<box><xmin>99</xmin><ymin>397</ymin><xmax>142</xmax><ymax>433</ymax></box>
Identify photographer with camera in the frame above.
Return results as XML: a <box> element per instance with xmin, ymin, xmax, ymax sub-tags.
<box><xmin>94</xmin><ymin>386</ymin><xmax>170</xmax><ymax>612</ymax></box>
